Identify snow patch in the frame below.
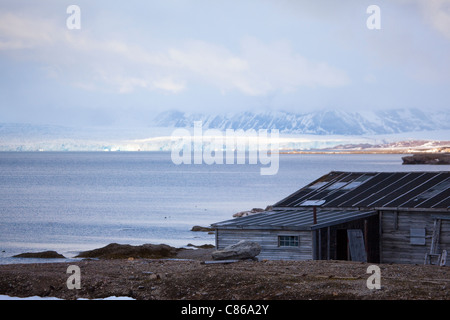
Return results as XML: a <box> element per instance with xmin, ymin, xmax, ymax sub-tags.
<box><xmin>0</xmin><ymin>295</ymin><xmax>135</xmax><ymax>300</ymax></box>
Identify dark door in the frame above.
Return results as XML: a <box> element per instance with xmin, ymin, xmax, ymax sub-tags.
<box><xmin>336</xmin><ymin>229</ymin><xmax>348</xmax><ymax>260</ymax></box>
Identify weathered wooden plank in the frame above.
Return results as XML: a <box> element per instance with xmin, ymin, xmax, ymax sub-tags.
<box><xmin>430</xmin><ymin>219</ymin><xmax>442</xmax><ymax>254</ymax></box>
<box><xmin>201</xmin><ymin>260</ymin><xmax>241</xmax><ymax>265</ymax></box>
<box><xmin>380</xmin><ymin>210</ymin><xmax>450</xmax><ymax>264</ymax></box>
<box><xmin>347</xmin><ymin>229</ymin><xmax>367</xmax><ymax>262</ymax></box>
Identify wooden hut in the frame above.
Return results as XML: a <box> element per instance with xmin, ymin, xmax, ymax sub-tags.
<box><xmin>212</xmin><ymin>171</ymin><xmax>450</xmax><ymax>265</ymax></box>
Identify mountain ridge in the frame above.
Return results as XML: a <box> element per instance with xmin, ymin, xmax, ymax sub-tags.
<box><xmin>152</xmin><ymin>108</ymin><xmax>450</xmax><ymax>136</ymax></box>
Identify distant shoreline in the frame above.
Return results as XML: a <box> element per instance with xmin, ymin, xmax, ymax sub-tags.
<box><xmin>279</xmin><ymin>150</ymin><xmax>412</xmax><ymax>154</ymax></box>
<box><xmin>281</xmin><ymin>151</ymin><xmax>450</xmax><ymax>166</ymax></box>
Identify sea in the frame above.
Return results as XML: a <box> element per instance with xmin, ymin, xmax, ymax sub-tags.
<box><xmin>1</xmin><ymin>151</ymin><xmax>449</xmax><ymax>264</ymax></box>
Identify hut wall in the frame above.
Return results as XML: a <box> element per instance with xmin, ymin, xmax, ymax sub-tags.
<box><xmin>216</xmin><ymin>229</ymin><xmax>313</xmax><ymax>260</ymax></box>
<box><xmin>380</xmin><ymin>210</ymin><xmax>450</xmax><ymax>265</ymax></box>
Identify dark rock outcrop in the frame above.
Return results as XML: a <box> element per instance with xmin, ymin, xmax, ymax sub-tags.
<box><xmin>190</xmin><ymin>226</ymin><xmax>215</xmax><ymax>232</ymax></box>
<box><xmin>13</xmin><ymin>251</ymin><xmax>66</xmax><ymax>259</ymax></box>
<box><xmin>75</xmin><ymin>243</ymin><xmax>180</xmax><ymax>260</ymax></box>
<box><xmin>402</xmin><ymin>153</ymin><xmax>450</xmax><ymax>165</ymax></box>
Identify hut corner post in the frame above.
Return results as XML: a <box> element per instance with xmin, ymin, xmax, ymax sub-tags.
<box><xmin>313</xmin><ymin>206</ymin><xmax>317</xmax><ymax>225</ymax></box>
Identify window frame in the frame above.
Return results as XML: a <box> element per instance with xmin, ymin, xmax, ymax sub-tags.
<box><xmin>278</xmin><ymin>235</ymin><xmax>300</xmax><ymax>248</ymax></box>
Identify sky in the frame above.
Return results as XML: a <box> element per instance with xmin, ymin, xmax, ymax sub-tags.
<box><xmin>0</xmin><ymin>0</ymin><xmax>450</xmax><ymax>127</ymax></box>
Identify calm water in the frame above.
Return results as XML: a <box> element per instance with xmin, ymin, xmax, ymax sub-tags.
<box><xmin>0</xmin><ymin>152</ymin><xmax>449</xmax><ymax>264</ymax></box>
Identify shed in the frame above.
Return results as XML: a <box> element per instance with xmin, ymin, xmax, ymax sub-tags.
<box><xmin>212</xmin><ymin>171</ymin><xmax>450</xmax><ymax>265</ymax></box>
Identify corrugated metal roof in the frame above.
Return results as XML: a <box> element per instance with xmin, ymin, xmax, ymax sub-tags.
<box><xmin>274</xmin><ymin>171</ymin><xmax>450</xmax><ymax>209</ymax></box>
<box><xmin>212</xmin><ymin>208</ymin><xmax>377</xmax><ymax>230</ymax></box>
<box><xmin>213</xmin><ymin>171</ymin><xmax>449</xmax><ymax>231</ymax></box>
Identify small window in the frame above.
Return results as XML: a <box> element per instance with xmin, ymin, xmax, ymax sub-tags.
<box><xmin>326</xmin><ymin>182</ymin><xmax>348</xmax><ymax>190</ymax></box>
<box><xmin>410</xmin><ymin>228</ymin><xmax>426</xmax><ymax>245</ymax></box>
<box><xmin>308</xmin><ymin>181</ymin><xmax>328</xmax><ymax>190</ymax></box>
<box><xmin>278</xmin><ymin>235</ymin><xmax>299</xmax><ymax>247</ymax></box>
<box><xmin>301</xmin><ymin>199</ymin><xmax>326</xmax><ymax>206</ymax></box>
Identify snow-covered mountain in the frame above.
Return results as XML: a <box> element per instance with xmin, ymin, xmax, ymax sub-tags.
<box><xmin>0</xmin><ymin>108</ymin><xmax>448</xmax><ymax>151</ymax></box>
<box><xmin>153</xmin><ymin>108</ymin><xmax>450</xmax><ymax>135</ymax></box>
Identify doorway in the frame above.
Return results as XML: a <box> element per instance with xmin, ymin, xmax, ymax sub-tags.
<box><xmin>336</xmin><ymin>229</ymin><xmax>348</xmax><ymax>260</ymax></box>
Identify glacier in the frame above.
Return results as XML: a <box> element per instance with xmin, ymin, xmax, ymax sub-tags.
<box><xmin>0</xmin><ymin>129</ymin><xmax>375</xmax><ymax>152</ymax></box>
<box><xmin>0</xmin><ymin>107</ymin><xmax>448</xmax><ymax>152</ymax></box>
<box><xmin>0</xmin><ymin>124</ymin><xmax>447</xmax><ymax>153</ymax></box>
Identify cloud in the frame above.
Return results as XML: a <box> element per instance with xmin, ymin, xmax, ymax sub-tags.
<box><xmin>0</xmin><ymin>11</ymin><xmax>350</xmax><ymax>97</ymax></box>
<box><xmin>152</xmin><ymin>77</ymin><xmax>186</xmax><ymax>94</ymax></box>
<box><xmin>418</xmin><ymin>0</ymin><xmax>450</xmax><ymax>40</ymax></box>
<box><xmin>168</xmin><ymin>38</ymin><xmax>349</xmax><ymax>96</ymax></box>
<box><xmin>392</xmin><ymin>0</ymin><xmax>450</xmax><ymax>40</ymax></box>
<box><xmin>0</xmin><ymin>12</ymin><xmax>55</xmax><ymax>50</ymax></box>
<box><xmin>167</xmin><ymin>40</ymin><xmax>252</xmax><ymax>94</ymax></box>
<box><xmin>239</xmin><ymin>37</ymin><xmax>350</xmax><ymax>92</ymax></box>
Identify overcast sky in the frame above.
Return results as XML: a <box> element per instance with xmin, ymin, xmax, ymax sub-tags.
<box><xmin>0</xmin><ymin>0</ymin><xmax>449</xmax><ymax>127</ymax></box>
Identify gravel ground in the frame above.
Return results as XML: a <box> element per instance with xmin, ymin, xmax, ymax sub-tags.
<box><xmin>0</xmin><ymin>248</ymin><xmax>449</xmax><ymax>300</ymax></box>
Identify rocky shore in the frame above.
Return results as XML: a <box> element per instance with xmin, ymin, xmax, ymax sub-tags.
<box><xmin>402</xmin><ymin>153</ymin><xmax>450</xmax><ymax>165</ymax></box>
<box><xmin>1</xmin><ymin>244</ymin><xmax>450</xmax><ymax>300</ymax></box>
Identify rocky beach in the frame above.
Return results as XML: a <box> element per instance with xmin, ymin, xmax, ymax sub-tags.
<box><xmin>1</xmin><ymin>243</ymin><xmax>449</xmax><ymax>301</ymax></box>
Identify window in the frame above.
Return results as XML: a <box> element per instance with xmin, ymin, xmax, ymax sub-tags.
<box><xmin>410</xmin><ymin>228</ymin><xmax>426</xmax><ymax>245</ymax></box>
<box><xmin>308</xmin><ymin>181</ymin><xmax>328</xmax><ymax>190</ymax></box>
<box><xmin>326</xmin><ymin>182</ymin><xmax>348</xmax><ymax>190</ymax></box>
<box><xmin>278</xmin><ymin>235</ymin><xmax>299</xmax><ymax>247</ymax></box>
<box><xmin>301</xmin><ymin>199</ymin><xmax>326</xmax><ymax>206</ymax></box>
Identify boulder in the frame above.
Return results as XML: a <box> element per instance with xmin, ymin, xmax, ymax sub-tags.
<box><xmin>211</xmin><ymin>240</ymin><xmax>261</xmax><ymax>261</ymax></box>
<box><xmin>13</xmin><ymin>250</ymin><xmax>66</xmax><ymax>259</ymax></box>
<box><xmin>233</xmin><ymin>208</ymin><xmax>265</xmax><ymax>218</ymax></box>
<box><xmin>190</xmin><ymin>225</ymin><xmax>215</xmax><ymax>232</ymax></box>
<box><xmin>75</xmin><ymin>243</ymin><xmax>180</xmax><ymax>260</ymax></box>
